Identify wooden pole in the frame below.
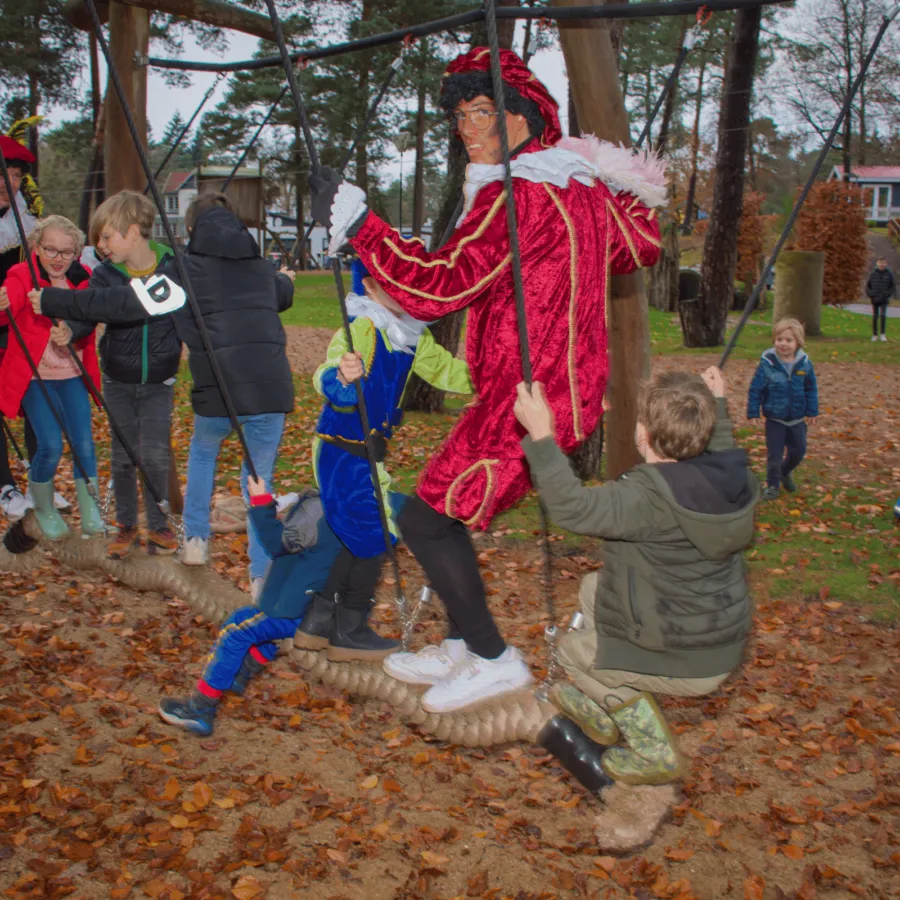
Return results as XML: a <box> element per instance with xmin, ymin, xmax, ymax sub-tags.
<box><xmin>105</xmin><ymin>2</ymin><xmax>149</xmax><ymax>194</ymax></box>
<box><xmin>553</xmin><ymin>0</ymin><xmax>649</xmax><ymax>480</ymax></box>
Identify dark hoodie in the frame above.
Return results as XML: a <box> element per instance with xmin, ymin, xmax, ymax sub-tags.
<box><xmin>159</xmin><ymin>205</ymin><xmax>295</xmax><ymax>418</ymax></box>
<box><xmin>522</xmin><ymin>398</ymin><xmax>759</xmax><ymax>679</ymax></box>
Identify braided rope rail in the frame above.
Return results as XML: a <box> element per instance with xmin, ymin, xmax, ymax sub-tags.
<box><xmin>0</xmin><ymin>518</ymin><xmax>678</xmax><ymax>851</ymax></box>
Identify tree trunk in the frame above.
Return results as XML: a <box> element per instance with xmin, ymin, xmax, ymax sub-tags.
<box><xmin>654</xmin><ymin>19</ymin><xmax>688</xmax><ymax>157</ymax></box>
<box><xmin>682</xmin><ymin>56</ymin><xmax>706</xmax><ymax>234</ymax></box>
<box><xmin>403</xmin><ymin>20</ymin><xmax>514</xmax><ymax>413</ymax></box>
<box><xmin>28</xmin><ymin>73</ymin><xmax>40</xmax><ymax>178</ymax></box>
<box><xmin>412</xmin><ymin>50</ymin><xmax>427</xmax><ymax>238</ymax></box>
<box><xmin>105</xmin><ymin>3</ymin><xmax>150</xmax><ymax>194</ymax></box>
<box><xmin>682</xmin><ymin>7</ymin><xmax>761</xmax><ymax>348</ymax></box>
<box><xmin>294</xmin><ymin>123</ymin><xmax>306</xmax><ymax>268</ymax></box>
<box><xmin>554</xmin><ymin>0</ymin><xmax>647</xmax><ymax>481</ymax></box>
<box><xmin>79</xmin><ymin>101</ymin><xmax>107</xmax><ymax>235</ymax></box>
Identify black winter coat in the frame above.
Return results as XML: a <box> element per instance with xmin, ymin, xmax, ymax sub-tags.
<box><xmin>161</xmin><ymin>206</ymin><xmax>295</xmax><ymax>417</ymax></box>
<box><xmin>87</xmin><ymin>249</ymin><xmax>183</xmax><ymax>384</ymax></box>
<box><xmin>866</xmin><ymin>266</ymin><xmax>895</xmax><ymax>305</ymax></box>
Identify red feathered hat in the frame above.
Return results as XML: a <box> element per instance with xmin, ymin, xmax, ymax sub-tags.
<box><xmin>444</xmin><ymin>47</ymin><xmax>562</xmax><ymax>147</ymax></box>
<box><xmin>0</xmin><ymin>134</ymin><xmax>36</xmax><ymax>166</ymax></box>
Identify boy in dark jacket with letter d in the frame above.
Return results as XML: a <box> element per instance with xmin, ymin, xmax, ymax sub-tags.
<box><xmin>515</xmin><ymin>366</ymin><xmax>758</xmax><ymax>787</ymax></box>
<box><xmin>747</xmin><ymin>317</ymin><xmax>819</xmax><ymax>500</ymax></box>
<box><xmin>157</xmin><ymin>476</ymin><xmax>343</xmax><ymax>736</ymax></box>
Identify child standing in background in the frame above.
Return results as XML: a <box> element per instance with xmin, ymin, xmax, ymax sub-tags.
<box><xmin>746</xmin><ymin>317</ymin><xmax>819</xmax><ymax>500</ymax></box>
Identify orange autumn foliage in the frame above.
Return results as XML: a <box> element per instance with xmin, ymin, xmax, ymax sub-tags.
<box><xmin>793</xmin><ymin>181</ymin><xmax>869</xmax><ymax>305</ymax></box>
<box><xmin>736</xmin><ymin>190</ymin><xmax>769</xmax><ymax>289</ymax></box>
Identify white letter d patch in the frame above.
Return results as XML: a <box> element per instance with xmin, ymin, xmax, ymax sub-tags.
<box><xmin>130</xmin><ymin>274</ymin><xmax>187</xmax><ymax>315</ymax></box>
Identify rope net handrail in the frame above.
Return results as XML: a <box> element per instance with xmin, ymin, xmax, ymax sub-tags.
<box><xmin>146</xmin><ymin>0</ymin><xmax>793</xmax><ymax>73</ymax></box>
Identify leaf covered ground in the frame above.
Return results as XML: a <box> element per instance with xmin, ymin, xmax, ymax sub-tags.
<box><xmin>1</xmin><ymin>307</ymin><xmax>899</xmax><ymax>899</ymax></box>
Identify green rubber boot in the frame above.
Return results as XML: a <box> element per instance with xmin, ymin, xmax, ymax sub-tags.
<box><xmin>74</xmin><ymin>477</ymin><xmax>105</xmax><ymax>537</ymax></box>
<box><xmin>28</xmin><ymin>480</ymin><xmax>70</xmax><ymax>541</ymax></box>
<box><xmin>550</xmin><ymin>682</ymin><xmax>619</xmax><ymax>745</ymax></box>
<box><xmin>601</xmin><ymin>692</ymin><xmax>688</xmax><ymax>786</ymax></box>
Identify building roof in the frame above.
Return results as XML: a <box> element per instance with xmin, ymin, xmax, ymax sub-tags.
<box><xmin>832</xmin><ymin>165</ymin><xmax>900</xmax><ymax>182</ymax></box>
<box><xmin>161</xmin><ymin>171</ymin><xmax>193</xmax><ymax>194</ymax></box>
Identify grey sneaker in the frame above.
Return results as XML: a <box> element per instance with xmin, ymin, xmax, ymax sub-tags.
<box><xmin>181</xmin><ymin>536</ymin><xmax>209</xmax><ymax>566</ymax></box>
<box><xmin>762</xmin><ymin>485</ymin><xmax>780</xmax><ymax>501</ymax></box>
<box><xmin>781</xmin><ymin>473</ymin><xmax>797</xmax><ymax>493</ymax></box>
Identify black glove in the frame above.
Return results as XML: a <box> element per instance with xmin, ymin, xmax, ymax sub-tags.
<box><xmin>308</xmin><ymin>166</ymin><xmax>342</xmax><ymax>229</ymax></box>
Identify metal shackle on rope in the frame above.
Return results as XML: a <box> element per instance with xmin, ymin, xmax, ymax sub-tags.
<box><xmin>82</xmin><ymin>0</ymin><xmax>261</xmax><ymax>482</ymax></box>
<box><xmin>261</xmin><ymin>0</ymin><xmax>410</xmax><ymax>640</ymax></box>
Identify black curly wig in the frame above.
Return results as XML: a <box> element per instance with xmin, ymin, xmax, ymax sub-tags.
<box><xmin>440</xmin><ymin>71</ymin><xmax>546</xmax><ymax>138</ymax></box>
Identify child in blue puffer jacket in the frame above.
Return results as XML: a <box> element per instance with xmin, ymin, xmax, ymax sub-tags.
<box><xmin>747</xmin><ymin>317</ymin><xmax>819</xmax><ymax>500</ymax></box>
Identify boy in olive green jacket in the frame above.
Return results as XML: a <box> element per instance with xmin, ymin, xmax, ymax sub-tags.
<box><xmin>515</xmin><ymin>366</ymin><xmax>758</xmax><ymax>787</ymax></box>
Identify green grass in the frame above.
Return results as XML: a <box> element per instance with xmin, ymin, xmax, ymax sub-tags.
<box><xmin>280</xmin><ymin>273</ymin><xmax>351</xmax><ymax>329</ymax></box>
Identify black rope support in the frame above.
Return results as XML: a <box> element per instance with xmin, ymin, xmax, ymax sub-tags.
<box><xmin>147</xmin><ymin>0</ymin><xmax>793</xmax><ymax>74</ymax></box>
<box><xmin>635</xmin><ymin>42</ymin><xmax>692</xmax><ymax>150</ymax></box>
<box><xmin>145</xmin><ymin>75</ymin><xmax>221</xmax><ymax>196</ymax></box>
<box><xmin>83</xmin><ymin>0</ymin><xmax>260</xmax><ymax>481</ymax></box>
<box><xmin>720</xmin><ymin>4</ymin><xmax>900</xmax><ymax>367</ymax></box>
<box><xmin>483</xmin><ymin>0</ymin><xmax>557</xmax><ymax>651</ymax></box>
<box><xmin>0</xmin><ymin>149</ymin><xmax>102</xmax><ymax>517</ymax></box>
<box><xmin>262</xmin><ymin>0</ymin><xmax>406</xmax><ymax>613</ymax></box>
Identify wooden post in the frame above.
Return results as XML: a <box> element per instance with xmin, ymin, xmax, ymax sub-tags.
<box><xmin>105</xmin><ymin>2</ymin><xmax>149</xmax><ymax>195</ymax></box>
<box><xmin>553</xmin><ymin>0</ymin><xmax>649</xmax><ymax>479</ymax></box>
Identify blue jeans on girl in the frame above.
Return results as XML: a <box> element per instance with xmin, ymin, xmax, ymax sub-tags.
<box><xmin>20</xmin><ymin>377</ymin><xmax>97</xmax><ymax>483</ymax></box>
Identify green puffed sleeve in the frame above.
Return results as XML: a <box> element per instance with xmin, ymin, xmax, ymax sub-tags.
<box><xmin>410</xmin><ymin>328</ymin><xmax>473</xmax><ymax>394</ymax></box>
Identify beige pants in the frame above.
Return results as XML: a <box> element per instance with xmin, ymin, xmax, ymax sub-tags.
<box><xmin>559</xmin><ymin>572</ymin><xmax>730</xmax><ymax>710</ymax></box>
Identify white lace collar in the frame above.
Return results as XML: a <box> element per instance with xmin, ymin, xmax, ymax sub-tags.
<box><xmin>346</xmin><ymin>292</ymin><xmax>428</xmax><ymax>356</ymax></box>
<box><xmin>0</xmin><ymin>193</ymin><xmax>37</xmax><ymax>254</ymax></box>
<box><xmin>458</xmin><ymin>136</ymin><xmax>667</xmax><ymax>223</ymax></box>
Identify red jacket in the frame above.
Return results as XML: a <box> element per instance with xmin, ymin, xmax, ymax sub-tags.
<box><xmin>0</xmin><ymin>256</ymin><xmax>99</xmax><ymax>418</ymax></box>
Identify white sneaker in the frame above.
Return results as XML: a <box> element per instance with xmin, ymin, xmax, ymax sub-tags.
<box><xmin>880</xmin><ymin>334</ymin><xmax>888</xmax><ymax>342</ymax></box>
<box><xmin>181</xmin><ymin>536</ymin><xmax>209</xmax><ymax>566</ymax></box>
<box><xmin>872</xmin><ymin>335</ymin><xmax>879</xmax><ymax>342</ymax></box>
<box><xmin>383</xmin><ymin>638</ymin><xmax>467</xmax><ymax>685</ymax></box>
<box><xmin>250</xmin><ymin>576</ymin><xmax>264</xmax><ymax>601</ymax></box>
<box><xmin>0</xmin><ymin>485</ymin><xmax>30</xmax><ymax>520</ymax></box>
<box><xmin>53</xmin><ymin>491</ymin><xmax>71</xmax><ymax>511</ymax></box>
<box><xmin>421</xmin><ymin>646</ymin><xmax>535</xmax><ymax>713</ymax></box>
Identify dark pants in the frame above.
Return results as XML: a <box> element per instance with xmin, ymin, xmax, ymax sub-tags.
<box><xmin>397</xmin><ymin>494</ymin><xmax>505</xmax><ymax>660</ymax></box>
<box><xmin>103</xmin><ymin>377</ymin><xmax>173</xmax><ymax>531</ymax></box>
<box><xmin>0</xmin><ymin>417</ymin><xmax>36</xmax><ymax>490</ymax></box>
<box><xmin>325</xmin><ymin>546</ymin><xmax>385</xmax><ymax>609</ymax></box>
<box><xmin>765</xmin><ymin>419</ymin><xmax>807</xmax><ymax>488</ymax></box>
<box><xmin>872</xmin><ymin>302</ymin><xmax>888</xmax><ymax>336</ymax></box>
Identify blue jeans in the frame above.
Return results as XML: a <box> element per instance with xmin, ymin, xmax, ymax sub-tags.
<box><xmin>764</xmin><ymin>419</ymin><xmax>807</xmax><ymax>488</ymax></box>
<box><xmin>21</xmin><ymin>377</ymin><xmax>97</xmax><ymax>484</ymax></box>
<box><xmin>183</xmin><ymin>412</ymin><xmax>285</xmax><ymax>578</ymax></box>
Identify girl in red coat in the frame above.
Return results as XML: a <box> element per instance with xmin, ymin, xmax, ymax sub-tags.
<box><xmin>0</xmin><ymin>215</ymin><xmax>102</xmax><ymax>539</ymax></box>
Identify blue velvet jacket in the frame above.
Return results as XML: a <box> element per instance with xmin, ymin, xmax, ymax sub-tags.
<box><xmin>747</xmin><ymin>348</ymin><xmax>819</xmax><ymax>421</ymax></box>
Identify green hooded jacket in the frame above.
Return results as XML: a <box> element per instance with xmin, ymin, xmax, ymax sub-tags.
<box><xmin>522</xmin><ymin>398</ymin><xmax>759</xmax><ymax>679</ymax></box>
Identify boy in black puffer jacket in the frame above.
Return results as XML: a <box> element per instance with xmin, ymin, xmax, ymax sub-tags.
<box><xmin>47</xmin><ymin>191</ymin><xmax>181</xmax><ymax>558</ymax></box>
<box><xmin>866</xmin><ymin>256</ymin><xmax>894</xmax><ymax>342</ymax></box>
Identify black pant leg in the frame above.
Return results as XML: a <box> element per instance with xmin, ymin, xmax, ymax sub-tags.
<box><xmin>0</xmin><ymin>421</ymin><xmax>16</xmax><ymax>490</ymax></box>
<box><xmin>398</xmin><ymin>494</ymin><xmax>505</xmax><ymax>659</ymax></box>
<box><xmin>764</xmin><ymin>419</ymin><xmax>787</xmax><ymax>488</ymax></box>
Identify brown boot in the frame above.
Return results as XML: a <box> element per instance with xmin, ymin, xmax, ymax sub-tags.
<box><xmin>147</xmin><ymin>527</ymin><xmax>179</xmax><ymax>556</ymax></box>
<box><xmin>107</xmin><ymin>525</ymin><xmax>138</xmax><ymax>560</ymax></box>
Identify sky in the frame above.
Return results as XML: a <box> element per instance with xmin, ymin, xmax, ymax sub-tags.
<box><xmin>48</xmin><ymin>22</ymin><xmax>571</xmax><ymax>189</ymax></box>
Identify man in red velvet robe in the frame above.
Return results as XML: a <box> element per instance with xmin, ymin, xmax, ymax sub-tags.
<box><xmin>309</xmin><ymin>48</ymin><xmax>665</xmax><ymax>713</ymax></box>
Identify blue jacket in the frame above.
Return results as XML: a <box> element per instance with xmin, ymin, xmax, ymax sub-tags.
<box><xmin>248</xmin><ymin>496</ymin><xmax>342</xmax><ymax>620</ymax></box>
<box><xmin>747</xmin><ymin>348</ymin><xmax>819</xmax><ymax>421</ymax></box>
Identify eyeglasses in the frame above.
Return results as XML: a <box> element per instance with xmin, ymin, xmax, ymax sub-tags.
<box><xmin>40</xmin><ymin>245</ymin><xmax>77</xmax><ymax>261</ymax></box>
<box><xmin>450</xmin><ymin>108</ymin><xmax>499</xmax><ymax>131</ymax></box>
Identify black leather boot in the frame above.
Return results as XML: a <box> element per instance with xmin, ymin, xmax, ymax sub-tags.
<box><xmin>327</xmin><ymin>597</ymin><xmax>400</xmax><ymax>662</ymax></box>
<box><xmin>295</xmin><ymin>592</ymin><xmax>336</xmax><ymax>651</ymax></box>
<box><xmin>538</xmin><ymin>714</ymin><xmax>615</xmax><ymax>795</ymax></box>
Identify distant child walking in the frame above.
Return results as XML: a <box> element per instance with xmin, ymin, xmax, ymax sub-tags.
<box><xmin>747</xmin><ymin>317</ymin><xmax>819</xmax><ymax>500</ymax></box>
<box><xmin>866</xmin><ymin>256</ymin><xmax>894</xmax><ymax>342</ymax></box>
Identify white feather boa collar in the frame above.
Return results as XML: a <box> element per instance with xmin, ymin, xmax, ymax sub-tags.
<box><xmin>0</xmin><ymin>193</ymin><xmax>37</xmax><ymax>254</ymax></box>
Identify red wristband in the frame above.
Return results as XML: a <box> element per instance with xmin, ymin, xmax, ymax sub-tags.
<box><xmin>250</xmin><ymin>493</ymin><xmax>274</xmax><ymax>507</ymax></box>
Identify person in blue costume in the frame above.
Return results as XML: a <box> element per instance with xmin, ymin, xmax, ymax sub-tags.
<box><xmin>297</xmin><ymin>260</ymin><xmax>474</xmax><ymax>662</ymax></box>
